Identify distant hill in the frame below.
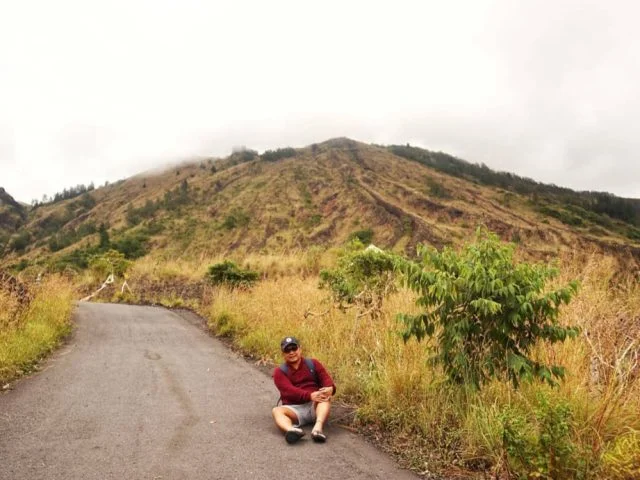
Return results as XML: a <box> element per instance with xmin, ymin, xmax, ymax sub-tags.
<box><xmin>389</xmin><ymin>144</ymin><xmax>640</xmax><ymax>234</ymax></box>
<box><xmin>1</xmin><ymin>138</ymin><xmax>639</xmax><ymax>272</ymax></box>
<box><xmin>0</xmin><ymin>187</ymin><xmax>27</xmax><ymax>253</ymax></box>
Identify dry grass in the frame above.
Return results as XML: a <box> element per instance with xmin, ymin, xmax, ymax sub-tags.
<box><xmin>77</xmin><ymin>241</ymin><xmax>640</xmax><ymax>478</ymax></box>
<box><xmin>202</xmin><ymin>251</ymin><xmax>640</xmax><ymax>478</ymax></box>
<box><xmin>0</xmin><ymin>289</ymin><xmax>22</xmax><ymax>331</ymax></box>
<box><xmin>131</xmin><ymin>255</ymin><xmax>212</xmax><ymax>282</ymax></box>
<box><xmin>0</xmin><ymin>276</ymin><xmax>75</xmax><ymax>384</ymax></box>
<box><xmin>128</xmin><ymin>248</ymin><xmax>335</xmax><ymax>286</ymax></box>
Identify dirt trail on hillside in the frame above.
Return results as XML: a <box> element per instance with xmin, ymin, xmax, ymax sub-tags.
<box><xmin>0</xmin><ymin>303</ymin><xmax>419</xmax><ymax>480</ymax></box>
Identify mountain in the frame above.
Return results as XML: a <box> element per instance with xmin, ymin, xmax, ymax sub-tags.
<box><xmin>0</xmin><ymin>187</ymin><xmax>27</xmax><ymax>253</ymax></box>
<box><xmin>1</xmin><ymin>138</ymin><xmax>639</xmax><ymax>271</ymax></box>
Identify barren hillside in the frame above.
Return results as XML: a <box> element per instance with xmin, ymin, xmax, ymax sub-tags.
<box><xmin>2</xmin><ymin>138</ymin><xmax>639</xmax><ymax>272</ymax></box>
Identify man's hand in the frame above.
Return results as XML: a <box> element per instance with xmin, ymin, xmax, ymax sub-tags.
<box><xmin>311</xmin><ymin>387</ymin><xmax>332</xmax><ymax>403</ymax></box>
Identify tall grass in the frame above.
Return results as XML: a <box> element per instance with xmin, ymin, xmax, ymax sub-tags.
<box><xmin>204</xmin><ymin>252</ymin><xmax>640</xmax><ymax>478</ymax></box>
<box><xmin>129</xmin><ymin>248</ymin><xmax>333</xmax><ymax>285</ymax></box>
<box><xmin>0</xmin><ymin>276</ymin><xmax>75</xmax><ymax>384</ymax></box>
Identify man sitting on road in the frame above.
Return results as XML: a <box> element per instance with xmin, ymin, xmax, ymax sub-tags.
<box><xmin>272</xmin><ymin>336</ymin><xmax>336</xmax><ymax>444</ymax></box>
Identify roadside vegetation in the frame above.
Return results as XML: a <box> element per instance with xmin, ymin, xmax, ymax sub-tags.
<box><xmin>75</xmin><ymin>231</ymin><xmax>640</xmax><ymax>480</ymax></box>
<box><xmin>0</xmin><ymin>275</ymin><xmax>75</xmax><ymax>384</ymax></box>
<box><xmin>2</xmin><ymin>140</ymin><xmax>639</xmax><ymax>478</ymax></box>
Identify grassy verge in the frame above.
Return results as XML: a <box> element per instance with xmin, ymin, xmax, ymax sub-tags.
<box><xmin>0</xmin><ymin>276</ymin><xmax>75</xmax><ymax>384</ymax></box>
<box><xmin>95</xmin><ymin>250</ymin><xmax>640</xmax><ymax>479</ymax></box>
<box><xmin>204</xmin><ymin>254</ymin><xmax>640</xmax><ymax>479</ymax></box>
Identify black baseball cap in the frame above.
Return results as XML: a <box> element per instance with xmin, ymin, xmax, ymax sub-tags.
<box><xmin>280</xmin><ymin>336</ymin><xmax>299</xmax><ymax>351</ymax></box>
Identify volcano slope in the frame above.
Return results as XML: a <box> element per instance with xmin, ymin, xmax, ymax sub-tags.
<box><xmin>5</xmin><ymin>138</ymin><xmax>638</xmax><ymax>271</ymax></box>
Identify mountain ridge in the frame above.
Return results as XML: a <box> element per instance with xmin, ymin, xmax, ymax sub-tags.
<box><xmin>1</xmin><ymin>139</ymin><xmax>639</xmax><ymax>272</ymax></box>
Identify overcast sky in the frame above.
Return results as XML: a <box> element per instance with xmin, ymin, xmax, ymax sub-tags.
<box><xmin>1</xmin><ymin>0</ymin><xmax>639</xmax><ymax>203</ymax></box>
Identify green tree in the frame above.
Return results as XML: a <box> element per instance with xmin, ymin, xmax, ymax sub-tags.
<box><xmin>395</xmin><ymin>229</ymin><xmax>579</xmax><ymax>389</ymax></box>
<box><xmin>9</xmin><ymin>231</ymin><xmax>31</xmax><ymax>253</ymax></box>
<box><xmin>319</xmin><ymin>244</ymin><xmax>396</xmax><ymax>320</ymax></box>
<box><xmin>89</xmin><ymin>249</ymin><xmax>131</xmax><ymax>278</ymax></box>
<box><xmin>98</xmin><ymin>224</ymin><xmax>110</xmax><ymax>250</ymax></box>
<box><xmin>261</xmin><ymin>147</ymin><xmax>296</xmax><ymax>162</ymax></box>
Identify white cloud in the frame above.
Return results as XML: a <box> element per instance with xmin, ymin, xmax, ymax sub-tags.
<box><xmin>1</xmin><ymin>0</ymin><xmax>639</xmax><ymax>202</ymax></box>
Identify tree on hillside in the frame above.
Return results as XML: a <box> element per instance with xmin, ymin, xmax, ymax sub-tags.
<box><xmin>261</xmin><ymin>147</ymin><xmax>296</xmax><ymax>162</ymax></box>
<box><xmin>90</xmin><ymin>249</ymin><xmax>130</xmax><ymax>276</ymax></box>
<box><xmin>98</xmin><ymin>223</ymin><xmax>110</xmax><ymax>250</ymax></box>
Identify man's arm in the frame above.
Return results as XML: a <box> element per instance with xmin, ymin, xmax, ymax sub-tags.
<box><xmin>312</xmin><ymin>359</ymin><xmax>336</xmax><ymax>396</ymax></box>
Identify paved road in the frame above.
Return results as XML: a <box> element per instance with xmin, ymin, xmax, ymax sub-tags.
<box><xmin>0</xmin><ymin>303</ymin><xmax>418</xmax><ymax>480</ymax></box>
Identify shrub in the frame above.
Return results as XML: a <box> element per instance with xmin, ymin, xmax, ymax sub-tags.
<box><xmin>499</xmin><ymin>393</ymin><xmax>587</xmax><ymax>479</ymax></box>
<box><xmin>206</xmin><ymin>261</ymin><xmax>259</xmax><ymax>289</ymax></box>
<box><xmin>395</xmin><ymin>228</ymin><xmax>580</xmax><ymax>389</ymax></box>
<box><xmin>140</xmin><ymin>220</ymin><xmax>164</xmax><ymax>236</ymax></box>
<box><xmin>10</xmin><ymin>231</ymin><xmax>31</xmax><ymax>253</ymax></box>
<box><xmin>89</xmin><ymin>249</ymin><xmax>131</xmax><ymax>278</ymax></box>
<box><xmin>77</xmin><ymin>221</ymin><xmax>97</xmax><ymax>237</ymax></box>
<box><xmin>221</xmin><ymin>210</ymin><xmax>250</xmax><ymax>230</ymax></box>
<box><xmin>52</xmin><ymin>247</ymin><xmax>93</xmax><ymax>271</ymax></box>
<box><xmin>427</xmin><ymin>178</ymin><xmax>451</xmax><ymax>199</ymax></box>
<box><xmin>241</xmin><ymin>149</ymin><xmax>257</xmax><ymax>162</ymax></box>
<box><xmin>348</xmin><ymin>228</ymin><xmax>374</xmax><ymax>245</ymax></box>
<box><xmin>111</xmin><ymin>232</ymin><xmax>149</xmax><ymax>259</ymax></box>
<box><xmin>319</xmin><ymin>245</ymin><xmax>397</xmax><ymax>320</ymax></box>
<box><xmin>11</xmin><ymin>259</ymin><xmax>30</xmax><ymax>272</ymax></box>
<box><xmin>261</xmin><ymin>147</ymin><xmax>296</xmax><ymax>162</ymax></box>
<box><xmin>304</xmin><ymin>214</ymin><xmax>322</xmax><ymax>229</ymax></box>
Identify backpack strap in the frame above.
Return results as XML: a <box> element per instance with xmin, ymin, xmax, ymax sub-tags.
<box><xmin>305</xmin><ymin>358</ymin><xmax>319</xmax><ymax>386</ymax></box>
<box><xmin>280</xmin><ymin>358</ymin><xmax>319</xmax><ymax>385</ymax></box>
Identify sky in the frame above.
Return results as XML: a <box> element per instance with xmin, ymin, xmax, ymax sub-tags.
<box><xmin>1</xmin><ymin>0</ymin><xmax>639</xmax><ymax>203</ymax></box>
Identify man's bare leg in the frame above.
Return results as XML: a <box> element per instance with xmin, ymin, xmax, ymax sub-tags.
<box><xmin>272</xmin><ymin>406</ymin><xmax>299</xmax><ymax>432</ymax></box>
<box><xmin>312</xmin><ymin>401</ymin><xmax>331</xmax><ymax>435</ymax></box>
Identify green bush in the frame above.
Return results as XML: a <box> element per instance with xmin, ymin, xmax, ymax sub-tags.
<box><xmin>206</xmin><ymin>261</ymin><xmax>259</xmax><ymax>289</ymax></box>
<box><xmin>348</xmin><ymin>228</ymin><xmax>374</xmax><ymax>245</ymax></box>
<box><xmin>140</xmin><ymin>220</ymin><xmax>165</xmax><ymax>236</ymax></box>
<box><xmin>396</xmin><ymin>228</ymin><xmax>579</xmax><ymax>389</ymax></box>
<box><xmin>240</xmin><ymin>149</ymin><xmax>257</xmax><ymax>162</ymax></box>
<box><xmin>89</xmin><ymin>249</ymin><xmax>131</xmax><ymax>278</ymax></box>
<box><xmin>427</xmin><ymin>178</ymin><xmax>451</xmax><ymax>199</ymax></box>
<box><xmin>10</xmin><ymin>231</ymin><xmax>31</xmax><ymax>253</ymax></box>
<box><xmin>319</xmin><ymin>245</ymin><xmax>397</xmax><ymax>319</ymax></box>
<box><xmin>221</xmin><ymin>210</ymin><xmax>250</xmax><ymax>230</ymax></box>
<box><xmin>304</xmin><ymin>214</ymin><xmax>322</xmax><ymax>229</ymax></box>
<box><xmin>499</xmin><ymin>393</ymin><xmax>587</xmax><ymax>479</ymax></box>
<box><xmin>261</xmin><ymin>147</ymin><xmax>296</xmax><ymax>162</ymax></box>
<box><xmin>111</xmin><ymin>232</ymin><xmax>149</xmax><ymax>259</ymax></box>
<box><xmin>538</xmin><ymin>206</ymin><xmax>584</xmax><ymax>227</ymax></box>
<box><xmin>52</xmin><ymin>246</ymin><xmax>96</xmax><ymax>271</ymax></box>
<box><xmin>77</xmin><ymin>221</ymin><xmax>97</xmax><ymax>237</ymax></box>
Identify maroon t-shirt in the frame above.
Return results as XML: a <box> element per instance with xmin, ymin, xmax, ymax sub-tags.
<box><xmin>273</xmin><ymin>357</ymin><xmax>336</xmax><ymax>405</ymax></box>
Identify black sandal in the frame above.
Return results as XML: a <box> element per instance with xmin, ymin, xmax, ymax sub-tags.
<box><xmin>285</xmin><ymin>428</ymin><xmax>305</xmax><ymax>444</ymax></box>
<box><xmin>311</xmin><ymin>430</ymin><xmax>327</xmax><ymax>443</ymax></box>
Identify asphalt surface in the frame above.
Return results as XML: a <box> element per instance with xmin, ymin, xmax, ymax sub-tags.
<box><xmin>0</xmin><ymin>302</ymin><xmax>419</xmax><ymax>480</ymax></box>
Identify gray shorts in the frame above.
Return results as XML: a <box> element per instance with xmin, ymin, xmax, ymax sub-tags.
<box><xmin>283</xmin><ymin>402</ymin><xmax>316</xmax><ymax>427</ymax></box>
